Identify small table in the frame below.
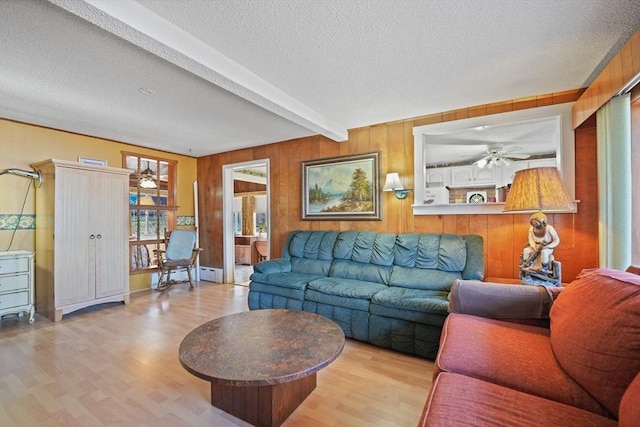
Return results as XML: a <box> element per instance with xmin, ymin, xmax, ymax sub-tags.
<box><xmin>179</xmin><ymin>309</ymin><xmax>345</xmax><ymax>427</ymax></box>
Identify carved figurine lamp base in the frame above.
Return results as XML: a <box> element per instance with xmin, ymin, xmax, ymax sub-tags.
<box><xmin>503</xmin><ymin>167</ymin><xmax>575</xmax><ymax>287</ymax></box>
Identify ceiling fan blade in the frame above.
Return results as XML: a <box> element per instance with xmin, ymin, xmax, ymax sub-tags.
<box><xmin>499</xmin><ymin>146</ymin><xmax>523</xmax><ymax>153</ymax></box>
<box><xmin>505</xmin><ymin>153</ymin><xmax>531</xmax><ymax>159</ymax></box>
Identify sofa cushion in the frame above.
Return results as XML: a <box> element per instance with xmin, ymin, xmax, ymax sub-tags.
<box><xmin>550</xmin><ymin>268</ymin><xmax>640</xmax><ymax>418</ymax></box>
<box><xmin>287</xmin><ymin>230</ymin><xmax>339</xmax><ymax>260</ymax></box>
<box><xmin>389</xmin><ymin>265</ymin><xmax>461</xmax><ymax>291</ymax></box>
<box><xmin>290</xmin><ymin>257</ymin><xmax>333</xmax><ymax>276</ymax></box>
<box><xmin>249</xmin><ymin>271</ymin><xmax>321</xmax><ymax>290</ymax></box>
<box><xmin>372</xmin><ymin>287</ymin><xmax>449</xmax><ymax>314</ymax></box>
<box><xmin>329</xmin><ymin>259</ymin><xmax>391</xmax><ymax>284</ymax></box>
<box><xmin>419</xmin><ymin>372</ymin><xmax>617</xmax><ymax>427</ymax></box>
<box><xmin>435</xmin><ymin>313</ymin><xmax>608</xmax><ymax>416</ymax></box>
<box><xmin>370</xmin><ymin>287</ymin><xmax>448</xmax><ymax>326</ymax></box>
<box><xmin>394</xmin><ymin>233</ymin><xmax>467</xmax><ymax>271</ymax></box>
<box><xmin>332</xmin><ymin>231</ymin><xmax>396</xmax><ymax>266</ymax></box>
<box><xmin>620</xmin><ymin>372</ymin><xmax>640</xmax><ymax>427</ymax></box>
<box><xmin>305</xmin><ymin>277</ymin><xmax>387</xmax><ymax>311</ymax></box>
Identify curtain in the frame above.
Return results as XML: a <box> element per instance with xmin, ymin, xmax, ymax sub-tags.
<box><xmin>596</xmin><ymin>93</ymin><xmax>632</xmax><ymax>269</ymax></box>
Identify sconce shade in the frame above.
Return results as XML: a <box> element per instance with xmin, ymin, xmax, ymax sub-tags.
<box><xmin>383</xmin><ymin>172</ymin><xmax>411</xmax><ymax>199</ymax></box>
<box><xmin>383</xmin><ymin>173</ymin><xmax>404</xmax><ymax>191</ymax></box>
<box><xmin>503</xmin><ymin>167</ymin><xmax>575</xmax><ymax>213</ymax></box>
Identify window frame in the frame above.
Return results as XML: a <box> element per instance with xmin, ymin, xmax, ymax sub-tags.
<box><xmin>122</xmin><ymin>151</ymin><xmax>178</xmax><ymax>274</ymax></box>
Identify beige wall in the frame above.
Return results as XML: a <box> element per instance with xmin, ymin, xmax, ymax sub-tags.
<box><xmin>0</xmin><ymin>119</ymin><xmax>198</xmax><ymax>291</ymax></box>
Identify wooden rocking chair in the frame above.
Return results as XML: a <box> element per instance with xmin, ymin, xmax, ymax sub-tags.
<box><xmin>155</xmin><ymin>229</ymin><xmax>201</xmax><ymax>291</ymax></box>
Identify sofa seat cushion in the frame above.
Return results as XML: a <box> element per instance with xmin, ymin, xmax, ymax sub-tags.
<box><xmin>305</xmin><ymin>277</ymin><xmax>387</xmax><ymax>311</ymax></box>
<box><xmin>419</xmin><ymin>372</ymin><xmax>617</xmax><ymax>427</ymax></box>
<box><xmin>550</xmin><ymin>268</ymin><xmax>640</xmax><ymax>419</ymax></box>
<box><xmin>389</xmin><ymin>265</ymin><xmax>461</xmax><ymax>291</ymax></box>
<box><xmin>435</xmin><ymin>313</ymin><xmax>608</xmax><ymax>417</ymax></box>
<box><xmin>370</xmin><ymin>287</ymin><xmax>448</xmax><ymax>325</ymax></box>
<box><xmin>248</xmin><ymin>282</ymin><xmax>306</xmax><ymax>301</ymax></box>
<box><xmin>250</xmin><ymin>271</ymin><xmax>322</xmax><ymax>290</ymax></box>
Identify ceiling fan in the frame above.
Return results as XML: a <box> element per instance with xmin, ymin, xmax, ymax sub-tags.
<box><xmin>472</xmin><ymin>146</ymin><xmax>530</xmax><ymax>168</ymax></box>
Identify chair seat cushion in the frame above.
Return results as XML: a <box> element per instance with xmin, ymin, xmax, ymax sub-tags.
<box><xmin>162</xmin><ymin>259</ymin><xmax>193</xmax><ymax>267</ymax></box>
<box><xmin>435</xmin><ymin>313</ymin><xmax>608</xmax><ymax>417</ymax></box>
<box><xmin>420</xmin><ymin>372</ymin><xmax>617</xmax><ymax>427</ymax></box>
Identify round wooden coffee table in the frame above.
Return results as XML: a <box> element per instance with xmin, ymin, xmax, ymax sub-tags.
<box><xmin>179</xmin><ymin>309</ymin><xmax>345</xmax><ymax>427</ymax></box>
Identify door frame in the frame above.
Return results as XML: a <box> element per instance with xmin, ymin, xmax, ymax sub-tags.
<box><xmin>222</xmin><ymin>159</ymin><xmax>270</xmax><ymax>284</ymax></box>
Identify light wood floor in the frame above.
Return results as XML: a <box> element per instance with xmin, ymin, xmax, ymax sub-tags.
<box><xmin>0</xmin><ymin>283</ymin><xmax>433</xmax><ymax>427</ymax></box>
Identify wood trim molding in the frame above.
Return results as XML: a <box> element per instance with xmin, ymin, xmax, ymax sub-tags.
<box><xmin>573</xmin><ymin>28</ymin><xmax>640</xmax><ymax>128</ymax></box>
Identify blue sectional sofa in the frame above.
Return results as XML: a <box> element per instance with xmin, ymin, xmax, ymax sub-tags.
<box><xmin>248</xmin><ymin>230</ymin><xmax>484</xmax><ymax>359</ymax></box>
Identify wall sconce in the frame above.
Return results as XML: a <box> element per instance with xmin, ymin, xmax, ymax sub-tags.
<box><xmin>0</xmin><ymin>168</ymin><xmax>43</xmax><ymax>187</ymax></box>
<box><xmin>383</xmin><ymin>172</ymin><xmax>412</xmax><ymax>199</ymax></box>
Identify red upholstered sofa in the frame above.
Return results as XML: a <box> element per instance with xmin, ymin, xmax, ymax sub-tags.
<box><xmin>419</xmin><ymin>268</ymin><xmax>640</xmax><ymax>427</ymax></box>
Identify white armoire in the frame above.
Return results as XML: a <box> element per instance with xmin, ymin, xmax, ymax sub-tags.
<box><xmin>32</xmin><ymin>159</ymin><xmax>132</xmax><ymax>321</ymax></box>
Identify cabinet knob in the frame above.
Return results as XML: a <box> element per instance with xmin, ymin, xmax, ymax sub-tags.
<box><xmin>90</xmin><ymin>234</ymin><xmax>95</xmax><ymax>239</ymax></box>
<box><xmin>96</xmin><ymin>234</ymin><xmax>102</xmax><ymax>239</ymax></box>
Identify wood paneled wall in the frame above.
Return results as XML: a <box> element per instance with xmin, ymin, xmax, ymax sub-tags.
<box><xmin>197</xmin><ymin>89</ymin><xmax>598</xmax><ymax>282</ymax></box>
<box><xmin>573</xmin><ymin>28</ymin><xmax>640</xmax><ymax>128</ymax></box>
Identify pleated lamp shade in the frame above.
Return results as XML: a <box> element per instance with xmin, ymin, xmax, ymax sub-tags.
<box><xmin>503</xmin><ymin>167</ymin><xmax>575</xmax><ymax>213</ymax></box>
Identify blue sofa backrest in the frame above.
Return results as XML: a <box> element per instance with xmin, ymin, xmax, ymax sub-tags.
<box><xmin>282</xmin><ymin>230</ymin><xmax>484</xmax><ymax>289</ymax></box>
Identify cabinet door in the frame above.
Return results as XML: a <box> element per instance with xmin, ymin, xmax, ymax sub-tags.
<box><xmin>450</xmin><ymin>166</ymin><xmax>474</xmax><ymax>186</ymax></box>
<box><xmin>55</xmin><ymin>167</ymin><xmax>94</xmax><ymax>306</ymax></box>
<box><xmin>473</xmin><ymin>166</ymin><xmax>496</xmax><ymax>185</ymax></box>
<box><xmin>499</xmin><ymin>160</ymin><xmax>530</xmax><ymax>188</ymax></box>
<box><xmin>425</xmin><ymin>167</ymin><xmax>450</xmax><ymax>186</ymax></box>
<box><xmin>450</xmin><ymin>165</ymin><xmax>496</xmax><ymax>187</ymax></box>
<box><xmin>92</xmin><ymin>171</ymin><xmax>129</xmax><ymax>298</ymax></box>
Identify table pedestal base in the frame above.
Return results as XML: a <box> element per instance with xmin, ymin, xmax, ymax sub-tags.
<box><xmin>210</xmin><ymin>373</ymin><xmax>317</xmax><ymax>427</ymax></box>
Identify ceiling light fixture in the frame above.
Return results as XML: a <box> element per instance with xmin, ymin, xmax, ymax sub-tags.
<box><xmin>138</xmin><ymin>87</ymin><xmax>155</xmax><ymax>95</ymax></box>
<box><xmin>140</xmin><ymin>162</ymin><xmax>157</xmax><ymax>189</ymax></box>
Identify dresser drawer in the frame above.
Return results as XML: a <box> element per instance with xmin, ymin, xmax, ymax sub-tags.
<box><xmin>0</xmin><ymin>291</ymin><xmax>29</xmax><ymax>310</ymax></box>
<box><xmin>0</xmin><ymin>256</ymin><xmax>30</xmax><ymax>275</ymax></box>
<box><xmin>0</xmin><ymin>273</ymin><xmax>30</xmax><ymax>292</ymax></box>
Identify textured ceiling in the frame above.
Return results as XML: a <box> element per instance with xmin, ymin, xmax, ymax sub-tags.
<box><xmin>1</xmin><ymin>0</ymin><xmax>639</xmax><ymax>157</ymax></box>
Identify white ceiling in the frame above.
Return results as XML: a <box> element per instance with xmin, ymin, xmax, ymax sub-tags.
<box><xmin>1</xmin><ymin>0</ymin><xmax>639</xmax><ymax>158</ymax></box>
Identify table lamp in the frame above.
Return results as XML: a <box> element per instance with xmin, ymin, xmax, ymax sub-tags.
<box><xmin>503</xmin><ymin>167</ymin><xmax>575</xmax><ymax>214</ymax></box>
<box><xmin>503</xmin><ymin>167</ymin><xmax>574</xmax><ymax>286</ymax></box>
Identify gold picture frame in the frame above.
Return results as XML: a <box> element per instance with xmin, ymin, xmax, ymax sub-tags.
<box><xmin>302</xmin><ymin>151</ymin><xmax>381</xmax><ymax>220</ymax></box>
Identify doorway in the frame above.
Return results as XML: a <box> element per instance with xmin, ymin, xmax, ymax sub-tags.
<box><xmin>222</xmin><ymin>159</ymin><xmax>270</xmax><ymax>285</ymax></box>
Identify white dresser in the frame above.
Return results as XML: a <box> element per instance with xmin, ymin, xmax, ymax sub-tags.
<box><xmin>0</xmin><ymin>250</ymin><xmax>35</xmax><ymax>323</ymax></box>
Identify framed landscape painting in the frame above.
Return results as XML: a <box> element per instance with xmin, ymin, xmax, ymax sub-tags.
<box><xmin>302</xmin><ymin>151</ymin><xmax>381</xmax><ymax>220</ymax></box>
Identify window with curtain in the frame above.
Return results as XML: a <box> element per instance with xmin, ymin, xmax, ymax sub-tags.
<box><xmin>122</xmin><ymin>152</ymin><xmax>177</xmax><ymax>272</ymax></box>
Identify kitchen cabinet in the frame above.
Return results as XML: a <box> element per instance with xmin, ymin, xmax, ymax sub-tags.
<box><xmin>498</xmin><ymin>158</ymin><xmax>558</xmax><ymax>188</ymax></box>
<box><xmin>32</xmin><ymin>159</ymin><xmax>132</xmax><ymax>321</ymax></box>
<box><xmin>235</xmin><ymin>245</ymin><xmax>252</xmax><ymax>265</ymax></box>
<box><xmin>449</xmin><ymin>165</ymin><xmax>496</xmax><ymax>187</ymax></box>
<box><xmin>0</xmin><ymin>250</ymin><xmax>35</xmax><ymax>323</ymax></box>
<box><xmin>425</xmin><ymin>167</ymin><xmax>450</xmax><ymax>187</ymax></box>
